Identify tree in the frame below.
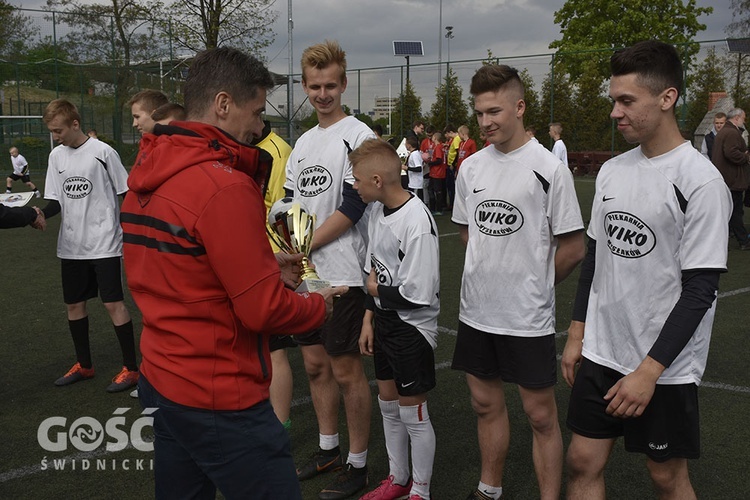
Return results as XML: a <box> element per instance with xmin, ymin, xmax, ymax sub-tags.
<box><xmin>390</xmin><ymin>79</ymin><xmax>422</xmax><ymax>139</ymax></box>
<box><xmin>728</xmin><ymin>0</ymin><xmax>750</xmax><ymax>36</ymax></box>
<box><xmin>686</xmin><ymin>47</ymin><xmax>727</xmax><ymax>134</ymax></box>
<box><xmin>519</xmin><ymin>68</ymin><xmax>542</xmax><ymax>139</ymax></box>
<box><xmin>166</xmin><ymin>0</ymin><xmax>276</xmax><ymax>53</ymax></box>
<box><xmin>0</xmin><ymin>2</ymin><xmax>36</xmax><ymax>58</ymax></box>
<box><xmin>46</xmin><ymin>0</ymin><xmax>167</xmax><ymax>146</ymax></box>
<box><xmin>24</xmin><ymin>38</ymin><xmax>90</xmax><ymax>93</ymax></box>
<box><xmin>429</xmin><ymin>67</ymin><xmax>469</xmax><ymax>130</ymax></box>
<box><xmin>540</xmin><ymin>71</ymin><xmax>575</xmax><ymax>151</ymax></box>
<box><xmin>550</xmin><ymin>0</ymin><xmax>712</xmax><ymax>81</ymax></box>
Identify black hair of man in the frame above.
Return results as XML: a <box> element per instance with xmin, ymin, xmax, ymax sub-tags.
<box><xmin>183</xmin><ymin>47</ymin><xmax>274</xmax><ymax>120</ymax></box>
<box><xmin>610</xmin><ymin>40</ymin><xmax>683</xmax><ymax>105</ymax></box>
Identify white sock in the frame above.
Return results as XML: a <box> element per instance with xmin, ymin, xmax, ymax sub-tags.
<box><xmin>400</xmin><ymin>401</ymin><xmax>435</xmax><ymax>499</ymax></box>
<box><xmin>379</xmin><ymin>397</ymin><xmax>410</xmax><ymax>485</ymax></box>
<box><xmin>478</xmin><ymin>481</ymin><xmax>502</xmax><ymax>499</ymax></box>
<box><xmin>347</xmin><ymin>449</ymin><xmax>368</xmax><ymax>469</ymax></box>
<box><xmin>319</xmin><ymin>433</ymin><xmax>339</xmax><ymax>451</ymax></box>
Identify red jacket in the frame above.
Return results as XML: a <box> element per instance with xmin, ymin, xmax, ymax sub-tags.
<box><xmin>121</xmin><ymin>121</ymin><xmax>326</xmax><ymax>410</ymax></box>
<box><xmin>456</xmin><ymin>139</ymin><xmax>477</xmax><ymax>172</ymax></box>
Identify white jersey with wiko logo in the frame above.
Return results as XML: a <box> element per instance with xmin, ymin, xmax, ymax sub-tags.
<box><xmin>285</xmin><ymin>116</ymin><xmax>376</xmax><ymax>286</ymax></box>
<box><xmin>364</xmin><ymin>195</ymin><xmax>440</xmax><ymax>347</ymax></box>
<box><xmin>44</xmin><ymin>138</ymin><xmax>129</xmax><ymax>260</ymax></box>
<box><xmin>583</xmin><ymin>141</ymin><xmax>732</xmax><ymax>385</ymax></box>
<box><xmin>452</xmin><ymin>140</ymin><xmax>583</xmax><ymax>336</ymax></box>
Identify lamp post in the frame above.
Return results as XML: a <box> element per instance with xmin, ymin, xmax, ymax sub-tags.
<box><xmin>444</xmin><ymin>26</ymin><xmax>454</xmax><ymax>127</ymax></box>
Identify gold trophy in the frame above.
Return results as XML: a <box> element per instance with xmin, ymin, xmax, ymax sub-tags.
<box><xmin>267</xmin><ymin>198</ymin><xmax>330</xmax><ymax>293</ymax></box>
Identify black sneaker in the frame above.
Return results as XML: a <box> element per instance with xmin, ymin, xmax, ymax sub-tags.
<box><xmin>296</xmin><ymin>447</ymin><xmax>343</xmax><ymax>481</ymax></box>
<box><xmin>318</xmin><ymin>463</ymin><xmax>368</xmax><ymax>500</ymax></box>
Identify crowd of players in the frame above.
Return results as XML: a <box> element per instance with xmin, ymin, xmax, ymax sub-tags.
<box><xmin>1</xmin><ymin>39</ymin><xmax>736</xmax><ymax>500</ymax></box>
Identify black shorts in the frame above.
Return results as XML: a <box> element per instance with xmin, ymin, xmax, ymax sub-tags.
<box><xmin>451</xmin><ymin>321</ymin><xmax>556</xmax><ymax>388</ymax></box>
<box><xmin>373</xmin><ymin>309</ymin><xmax>436</xmax><ymax>397</ymax></box>
<box><xmin>269</xmin><ymin>335</ymin><xmax>296</xmax><ymax>352</ymax></box>
<box><xmin>294</xmin><ymin>287</ymin><xmax>365</xmax><ymax>356</ymax></box>
<box><xmin>61</xmin><ymin>257</ymin><xmax>125</xmax><ymax>304</ymax></box>
<box><xmin>567</xmin><ymin>357</ymin><xmax>700</xmax><ymax>462</ymax></box>
<box><xmin>9</xmin><ymin>173</ymin><xmax>30</xmax><ymax>182</ymax></box>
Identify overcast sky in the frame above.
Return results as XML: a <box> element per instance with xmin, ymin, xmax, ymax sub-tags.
<box><xmin>258</xmin><ymin>0</ymin><xmax>734</xmax><ymax>116</ymax></box>
<box><xmin>264</xmin><ymin>0</ymin><xmax>733</xmax><ymax>74</ymax></box>
<box><xmin>10</xmin><ymin>0</ymin><xmax>737</xmax><ymax>115</ymax></box>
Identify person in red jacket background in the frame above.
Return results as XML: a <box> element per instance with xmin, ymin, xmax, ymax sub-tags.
<box><xmin>121</xmin><ymin>47</ymin><xmax>345</xmax><ymax>500</ymax></box>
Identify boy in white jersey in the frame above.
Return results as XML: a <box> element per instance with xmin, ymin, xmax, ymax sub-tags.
<box><xmin>561</xmin><ymin>41</ymin><xmax>732</xmax><ymax>499</ymax></box>
<box><xmin>351</xmin><ymin>139</ymin><xmax>439</xmax><ymax>500</ymax></box>
<box><xmin>285</xmin><ymin>40</ymin><xmax>374</xmax><ymax>500</ymax></box>
<box><xmin>548</xmin><ymin>122</ymin><xmax>568</xmax><ymax>169</ymax></box>
<box><xmin>7</xmin><ymin>147</ymin><xmax>41</xmax><ymax>197</ymax></box>
<box><xmin>451</xmin><ymin>65</ymin><xmax>585</xmax><ymax>500</ymax></box>
<box><xmin>41</xmin><ymin>99</ymin><xmax>139</xmax><ymax>393</ymax></box>
<box><xmin>404</xmin><ymin>136</ymin><xmax>425</xmax><ymax>201</ymax></box>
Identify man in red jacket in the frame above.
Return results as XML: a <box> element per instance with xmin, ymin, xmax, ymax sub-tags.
<box><xmin>121</xmin><ymin>46</ymin><xmax>345</xmax><ymax>500</ymax></box>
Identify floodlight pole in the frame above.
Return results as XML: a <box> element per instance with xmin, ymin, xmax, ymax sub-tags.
<box><xmin>287</xmin><ymin>0</ymin><xmax>295</xmax><ymax>144</ymax></box>
<box><xmin>445</xmin><ymin>26</ymin><xmax>454</xmax><ymax>127</ymax></box>
<box><xmin>438</xmin><ymin>0</ymin><xmax>442</xmax><ymax>86</ymax></box>
<box><xmin>405</xmin><ymin>55</ymin><xmax>410</xmax><ymax>84</ymax></box>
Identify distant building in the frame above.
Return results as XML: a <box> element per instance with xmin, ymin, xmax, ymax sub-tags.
<box><xmin>373</xmin><ymin>96</ymin><xmax>398</xmax><ymax>121</ymax></box>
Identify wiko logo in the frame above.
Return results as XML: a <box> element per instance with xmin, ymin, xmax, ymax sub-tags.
<box><xmin>297</xmin><ymin>165</ymin><xmax>333</xmax><ymax>197</ymax></box>
<box><xmin>604</xmin><ymin>211</ymin><xmax>656</xmax><ymax>259</ymax></box>
<box><xmin>63</xmin><ymin>176</ymin><xmax>93</xmax><ymax>199</ymax></box>
<box><xmin>371</xmin><ymin>255</ymin><xmax>392</xmax><ymax>286</ymax></box>
<box><xmin>473</xmin><ymin>199</ymin><xmax>524</xmax><ymax>237</ymax></box>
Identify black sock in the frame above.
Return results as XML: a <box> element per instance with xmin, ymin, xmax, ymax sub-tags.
<box><xmin>114</xmin><ymin>320</ymin><xmax>138</xmax><ymax>371</ymax></box>
<box><xmin>69</xmin><ymin>317</ymin><xmax>92</xmax><ymax>369</ymax></box>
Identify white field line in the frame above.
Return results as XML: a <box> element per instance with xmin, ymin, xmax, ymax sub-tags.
<box><xmin>2</xmin><ymin>286</ymin><xmax>748</xmax><ymax>483</ymax></box>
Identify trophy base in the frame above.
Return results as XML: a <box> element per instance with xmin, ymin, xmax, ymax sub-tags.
<box><xmin>295</xmin><ymin>278</ymin><xmax>331</xmax><ymax>293</ymax></box>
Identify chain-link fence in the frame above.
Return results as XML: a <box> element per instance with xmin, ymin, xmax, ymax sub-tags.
<box><xmin>2</xmin><ymin>7</ymin><xmax>746</xmax><ymax>167</ymax></box>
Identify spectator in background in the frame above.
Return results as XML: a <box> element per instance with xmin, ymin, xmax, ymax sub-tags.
<box><xmin>526</xmin><ymin>125</ymin><xmax>539</xmax><ymax>143</ymax></box>
<box><xmin>406</xmin><ymin>120</ymin><xmax>425</xmax><ymax>142</ymax></box>
<box><xmin>549</xmin><ymin>122</ymin><xmax>569</xmax><ymax>169</ymax></box>
<box><xmin>427</xmin><ymin>131</ymin><xmax>446</xmax><ymax>216</ymax></box>
<box><xmin>444</xmin><ymin>124</ymin><xmax>460</xmax><ymax>211</ymax></box>
<box><xmin>7</xmin><ymin>147</ymin><xmax>41</xmax><ymax>198</ymax></box>
<box><xmin>456</xmin><ymin>125</ymin><xmax>477</xmax><ymax>173</ymax></box>
<box><xmin>128</xmin><ymin>89</ymin><xmax>168</xmax><ymax>135</ymax></box>
<box><xmin>87</xmin><ymin>129</ymin><xmax>98</xmax><ymax>139</ymax></box>
<box><xmin>371</xmin><ymin>123</ymin><xmax>384</xmax><ymax>139</ymax></box>
<box><xmin>404</xmin><ymin>135</ymin><xmax>426</xmax><ymax>202</ymax></box>
<box><xmin>712</xmin><ymin>107</ymin><xmax>750</xmax><ymax>250</ymax></box>
<box><xmin>701</xmin><ymin>112</ymin><xmax>726</xmax><ymax>160</ymax></box>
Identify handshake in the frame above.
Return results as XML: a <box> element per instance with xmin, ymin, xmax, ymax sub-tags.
<box><xmin>30</xmin><ymin>206</ymin><xmax>46</xmax><ymax>231</ymax></box>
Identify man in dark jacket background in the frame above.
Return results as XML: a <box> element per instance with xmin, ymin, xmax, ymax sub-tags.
<box><xmin>712</xmin><ymin>107</ymin><xmax>750</xmax><ymax>249</ymax></box>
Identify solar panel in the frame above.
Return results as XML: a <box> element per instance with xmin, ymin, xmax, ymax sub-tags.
<box><xmin>393</xmin><ymin>41</ymin><xmax>424</xmax><ymax>57</ymax></box>
<box><xmin>727</xmin><ymin>38</ymin><xmax>750</xmax><ymax>54</ymax></box>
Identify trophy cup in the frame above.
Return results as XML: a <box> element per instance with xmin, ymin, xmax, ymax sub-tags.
<box><xmin>267</xmin><ymin>198</ymin><xmax>330</xmax><ymax>293</ymax></box>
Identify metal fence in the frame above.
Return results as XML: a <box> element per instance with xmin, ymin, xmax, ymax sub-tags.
<box><xmin>1</xmin><ymin>6</ymin><xmax>745</xmax><ymax>164</ymax></box>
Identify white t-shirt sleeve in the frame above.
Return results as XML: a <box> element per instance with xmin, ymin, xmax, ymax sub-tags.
<box><xmin>680</xmin><ymin>177</ymin><xmax>732</xmax><ymax>271</ymax></box>
<box><xmin>548</xmin><ymin>164</ymin><xmax>583</xmax><ymax>236</ymax></box>
<box><xmin>452</xmin><ymin>162</ymin><xmax>469</xmax><ymax>225</ymax></box>
<box><xmin>398</xmin><ymin>227</ymin><xmax>439</xmax><ymax>305</ymax></box>
<box><xmin>106</xmin><ymin>147</ymin><xmax>129</xmax><ymax>195</ymax></box>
